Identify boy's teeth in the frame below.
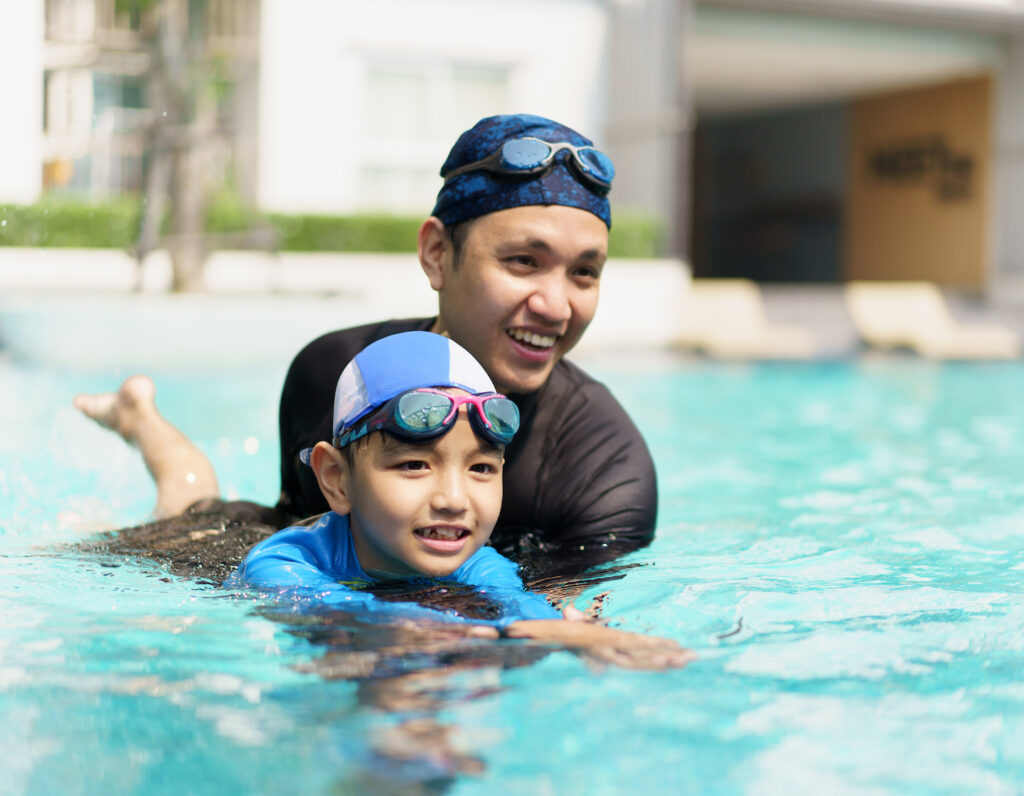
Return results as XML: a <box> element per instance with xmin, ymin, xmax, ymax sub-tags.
<box><xmin>508</xmin><ymin>329</ymin><xmax>556</xmax><ymax>349</ymax></box>
<box><xmin>422</xmin><ymin>527</ymin><xmax>462</xmax><ymax>540</ymax></box>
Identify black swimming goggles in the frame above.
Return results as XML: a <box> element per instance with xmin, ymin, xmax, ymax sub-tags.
<box><xmin>334</xmin><ymin>389</ymin><xmax>520</xmax><ymax>450</ymax></box>
<box><xmin>442</xmin><ymin>137</ymin><xmax>615</xmax><ymax>194</ymax></box>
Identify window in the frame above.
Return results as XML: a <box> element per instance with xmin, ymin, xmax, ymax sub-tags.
<box><xmin>359</xmin><ymin>60</ymin><xmax>511</xmax><ymax>212</ymax></box>
<box><xmin>94</xmin><ymin>0</ymin><xmax>142</xmax><ymax>36</ymax></box>
<box><xmin>364</xmin><ymin>69</ymin><xmax>430</xmax><ymax>139</ymax></box>
<box><xmin>452</xmin><ymin>66</ymin><xmax>509</xmax><ymax>129</ymax></box>
<box><xmin>46</xmin><ymin>0</ymin><xmax>90</xmax><ymax>42</ymax></box>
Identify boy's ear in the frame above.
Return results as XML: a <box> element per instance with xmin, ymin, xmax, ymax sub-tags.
<box><xmin>309</xmin><ymin>442</ymin><xmax>353</xmax><ymax>515</ymax></box>
<box><xmin>418</xmin><ymin>216</ymin><xmax>450</xmax><ymax>292</ymax></box>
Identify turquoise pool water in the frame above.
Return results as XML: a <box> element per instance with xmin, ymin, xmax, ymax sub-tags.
<box><xmin>2</xmin><ymin>354</ymin><xmax>1024</xmax><ymax>794</ymax></box>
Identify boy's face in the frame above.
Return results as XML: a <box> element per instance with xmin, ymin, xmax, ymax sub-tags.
<box><xmin>336</xmin><ymin>406</ymin><xmax>504</xmax><ymax>579</ymax></box>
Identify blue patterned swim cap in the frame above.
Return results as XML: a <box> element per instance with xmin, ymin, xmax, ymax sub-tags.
<box><xmin>432</xmin><ymin>114</ymin><xmax>613</xmax><ymax>228</ymax></box>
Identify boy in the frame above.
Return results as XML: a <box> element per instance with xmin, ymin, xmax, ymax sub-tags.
<box><xmin>232</xmin><ymin>331</ymin><xmax>692</xmax><ymax>669</ymax></box>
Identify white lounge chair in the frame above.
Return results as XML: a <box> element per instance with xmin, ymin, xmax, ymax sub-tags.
<box><xmin>673</xmin><ymin>278</ymin><xmax>818</xmax><ymax>360</ymax></box>
<box><xmin>843</xmin><ymin>281</ymin><xmax>1021</xmax><ymax>360</ymax></box>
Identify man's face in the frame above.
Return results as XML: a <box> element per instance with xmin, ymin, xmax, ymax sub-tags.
<box><xmin>429</xmin><ymin>205</ymin><xmax>608</xmax><ymax>394</ymax></box>
<box><xmin>343</xmin><ymin>408</ymin><xmax>504</xmax><ymax>579</ymax></box>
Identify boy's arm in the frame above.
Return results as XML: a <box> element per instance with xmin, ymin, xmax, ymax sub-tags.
<box><xmin>501</xmin><ymin>618</ymin><xmax>695</xmax><ymax>670</ymax></box>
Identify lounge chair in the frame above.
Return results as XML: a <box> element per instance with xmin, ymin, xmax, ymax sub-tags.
<box><xmin>843</xmin><ymin>281</ymin><xmax>1021</xmax><ymax>359</ymax></box>
<box><xmin>673</xmin><ymin>278</ymin><xmax>818</xmax><ymax>359</ymax></box>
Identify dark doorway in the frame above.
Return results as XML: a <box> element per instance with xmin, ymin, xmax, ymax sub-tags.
<box><xmin>691</xmin><ymin>102</ymin><xmax>847</xmax><ymax>283</ymax></box>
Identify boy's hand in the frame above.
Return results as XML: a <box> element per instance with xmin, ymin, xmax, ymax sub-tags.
<box><xmin>561</xmin><ymin>594</ymin><xmax>607</xmax><ymax>622</ymax></box>
<box><xmin>503</xmin><ymin>620</ymin><xmax>695</xmax><ymax>671</ymax></box>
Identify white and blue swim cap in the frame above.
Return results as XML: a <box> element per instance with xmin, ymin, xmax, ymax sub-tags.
<box><xmin>299</xmin><ymin>332</ymin><xmax>497</xmax><ymax>466</ymax></box>
<box><xmin>332</xmin><ymin>331</ymin><xmax>495</xmax><ymax>439</ymax></box>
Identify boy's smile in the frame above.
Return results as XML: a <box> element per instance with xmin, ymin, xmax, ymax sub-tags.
<box><xmin>338</xmin><ymin>407</ymin><xmax>504</xmax><ymax>579</ymax></box>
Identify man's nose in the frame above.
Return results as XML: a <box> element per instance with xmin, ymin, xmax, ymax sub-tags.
<box><xmin>526</xmin><ymin>271</ymin><xmax>572</xmax><ymax>325</ymax></box>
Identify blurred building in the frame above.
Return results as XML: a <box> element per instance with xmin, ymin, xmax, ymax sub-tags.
<box><xmin>648</xmin><ymin>0</ymin><xmax>1024</xmax><ymax>288</ymax></box>
<box><xmin>3</xmin><ymin>0</ymin><xmax>607</xmax><ymax>214</ymax></box>
<box><xmin>4</xmin><ymin>0</ymin><xmax>1024</xmax><ymax>288</ymax></box>
<box><xmin>6</xmin><ymin>0</ymin><xmax>260</xmax><ymax>204</ymax></box>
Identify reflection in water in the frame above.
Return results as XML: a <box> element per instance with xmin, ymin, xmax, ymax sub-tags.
<box><xmin>252</xmin><ymin>563</ymin><xmax>640</xmax><ymax>790</ymax></box>
<box><xmin>263</xmin><ymin>608</ymin><xmax>546</xmax><ymax>789</ymax></box>
<box><xmin>74</xmin><ymin>511</ymin><xmax>649</xmax><ymax>789</ymax></box>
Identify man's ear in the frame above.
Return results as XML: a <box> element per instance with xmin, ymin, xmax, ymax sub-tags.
<box><xmin>418</xmin><ymin>216</ymin><xmax>450</xmax><ymax>292</ymax></box>
<box><xmin>310</xmin><ymin>442</ymin><xmax>352</xmax><ymax>515</ymax></box>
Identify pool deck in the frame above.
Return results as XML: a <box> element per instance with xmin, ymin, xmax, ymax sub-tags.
<box><xmin>1</xmin><ymin>247</ymin><xmax>1022</xmax><ymax>366</ymax></box>
<box><xmin>759</xmin><ymin>280</ymin><xmax>1024</xmax><ymax>360</ymax></box>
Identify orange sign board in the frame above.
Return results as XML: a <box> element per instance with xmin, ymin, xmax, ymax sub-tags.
<box><xmin>845</xmin><ymin>76</ymin><xmax>992</xmax><ymax>286</ymax></box>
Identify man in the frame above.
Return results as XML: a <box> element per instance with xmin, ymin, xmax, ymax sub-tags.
<box><xmin>77</xmin><ymin>114</ymin><xmax>657</xmax><ymax>581</ymax></box>
<box><xmin>276</xmin><ymin>114</ymin><xmax>656</xmax><ymax>576</ymax></box>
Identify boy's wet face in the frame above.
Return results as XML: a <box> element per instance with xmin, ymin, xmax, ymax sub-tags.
<box><xmin>343</xmin><ymin>408</ymin><xmax>504</xmax><ymax>579</ymax></box>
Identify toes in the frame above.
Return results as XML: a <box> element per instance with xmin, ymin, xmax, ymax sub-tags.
<box><xmin>72</xmin><ymin>392</ymin><xmax>119</xmax><ymax>430</ymax></box>
<box><xmin>73</xmin><ymin>375</ymin><xmax>156</xmax><ymax>441</ymax></box>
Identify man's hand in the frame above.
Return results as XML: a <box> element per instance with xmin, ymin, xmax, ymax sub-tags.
<box><xmin>502</xmin><ymin>619</ymin><xmax>695</xmax><ymax>671</ymax></box>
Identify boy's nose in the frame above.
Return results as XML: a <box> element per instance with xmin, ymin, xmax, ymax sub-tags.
<box><xmin>430</xmin><ymin>470</ymin><xmax>469</xmax><ymax>513</ymax></box>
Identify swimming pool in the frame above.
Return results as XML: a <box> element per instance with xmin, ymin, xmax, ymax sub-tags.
<box><xmin>2</xmin><ymin>352</ymin><xmax>1024</xmax><ymax>794</ymax></box>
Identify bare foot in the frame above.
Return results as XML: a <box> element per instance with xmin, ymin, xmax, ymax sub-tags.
<box><xmin>74</xmin><ymin>375</ymin><xmax>157</xmax><ymax>445</ymax></box>
<box><xmin>73</xmin><ymin>375</ymin><xmax>219</xmax><ymax>517</ymax></box>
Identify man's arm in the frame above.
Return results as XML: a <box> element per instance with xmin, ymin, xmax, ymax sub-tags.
<box><xmin>502</xmin><ymin>619</ymin><xmax>694</xmax><ymax>670</ymax></box>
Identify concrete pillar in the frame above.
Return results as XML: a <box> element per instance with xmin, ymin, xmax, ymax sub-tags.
<box><xmin>992</xmin><ymin>35</ymin><xmax>1024</xmax><ymax>285</ymax></box>
<box><xmin>0</xmin><ymin>0</ymin><xmax>44</xmax><ymax>204</ymax></box>
<box><xmin>606</xmin><ymin>0</ymin><xmax>693</xmax><ymax>260</ymax></box>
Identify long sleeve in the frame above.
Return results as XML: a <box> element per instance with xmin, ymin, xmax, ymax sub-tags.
<box><xmin>228</xmin><ymin>513</ymin><xmax>558</xmax><ymax>628</ymax></box>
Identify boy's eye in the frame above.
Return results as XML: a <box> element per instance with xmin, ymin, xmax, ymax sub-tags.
<box><xmin>470</xmin><ymin>462</ymin><xmax>498</xmax><ymax>475</ymax></box>
<box><xmin>397</xmin><ymin>460</ymin><xmax>428</xmax><ymax>471</ymax></box>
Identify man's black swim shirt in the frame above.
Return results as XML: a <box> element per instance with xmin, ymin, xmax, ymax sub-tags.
<box><xmin>276</xmin><ymin>319</ymin><xmax>658</xmax><ymax>576</ymax></box>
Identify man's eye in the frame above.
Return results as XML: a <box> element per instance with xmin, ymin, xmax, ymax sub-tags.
<box><xmin>574</xmin><ymin>265</ymin><xmax>600</xmax><ymax>280</ymax></box>
<box><xmin>506</xmin><ymin>255</ymin><xmax>535</xmax><ymax>268</ymax></box>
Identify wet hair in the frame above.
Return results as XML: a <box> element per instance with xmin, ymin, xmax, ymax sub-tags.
<box><xmin>443</xmin><ymin>218</ymin><xmax>474</xmax><ymax>269</ymax></box>
<box><xmin>337</xmin><ymin>434</ymin><xmax>370</xmax><ymax>468</ymax></box>
<box><xmin>341</xmin><ymin>427</ymin><xmax>504</xmax><ymax>467</ymax></box>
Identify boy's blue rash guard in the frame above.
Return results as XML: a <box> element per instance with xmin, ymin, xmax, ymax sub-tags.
<box><xmin>228</xmin><ymin>512</ymin><xmax>560</xmax><ymax>628</ymax></box>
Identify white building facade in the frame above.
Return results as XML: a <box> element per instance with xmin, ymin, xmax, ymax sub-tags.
<box><xmin>256</xmin><ymin>0</ymin><xmax>608</xmax><ymax>215</ymax></box>
<box><xmin>0</xmin><ymin>0</ymin><xmax>45</xmax><ymax>205</ymax></box>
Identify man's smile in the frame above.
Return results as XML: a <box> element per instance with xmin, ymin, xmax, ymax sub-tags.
<box><xmin>507</xmin><ymin>327</ymin><xmax>558</xmax><ymax>351</ymax></box>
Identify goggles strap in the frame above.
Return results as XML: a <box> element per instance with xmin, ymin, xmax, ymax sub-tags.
<box><xmin>333</xmin><ymin>390</ymin><xmax>518</xmax><ymax>451</ymax></box>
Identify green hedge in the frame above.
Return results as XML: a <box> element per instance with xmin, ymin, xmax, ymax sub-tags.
<box><xmin>608</xmin><ymin>212</ymin><xmax>663</xmax><ymax>259</ymax></box>
<box><xmin>0</xmin><ymin>199</ymin><xmax>141</xmax><ymax>248</ymax></box>
<box><xmin>268</xmin><ymin>213</ymin><xmax>423</xmax><ymax>253</ymax></box>
<box><xmin>0</xmin><ymin>199</ymin><xmax>664</xmax><ymax>258</ymax></box>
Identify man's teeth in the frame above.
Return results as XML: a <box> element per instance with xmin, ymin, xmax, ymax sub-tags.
<box><xmin>419</xmin><ymin>527</ymin><xmax>464</xmax><ymax>541</ymax></box>
<box><xmin>508</xmin><ymin>329</ymin><xmax>556</xmax><ymax>349</ymax></box>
